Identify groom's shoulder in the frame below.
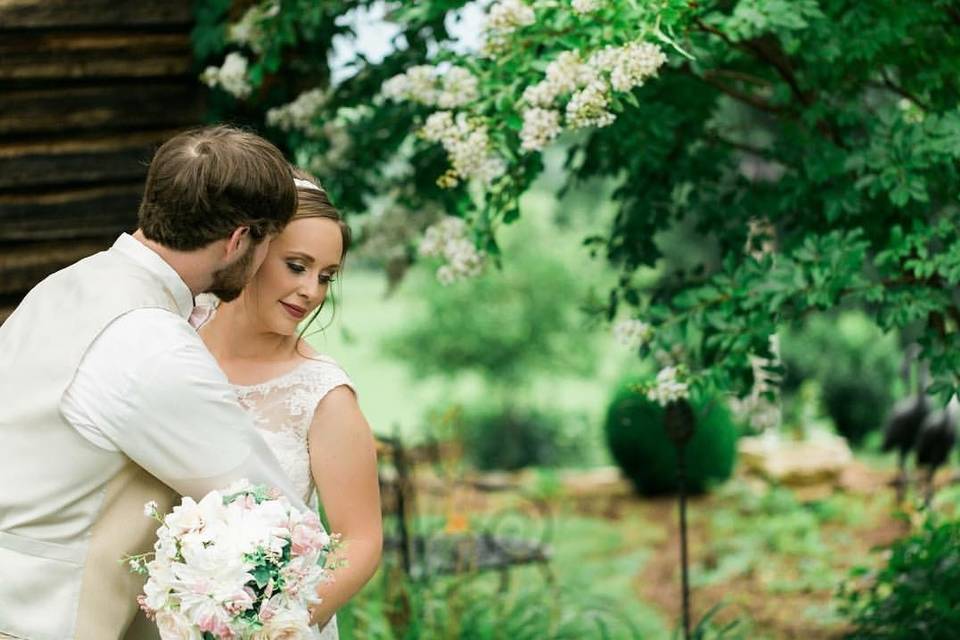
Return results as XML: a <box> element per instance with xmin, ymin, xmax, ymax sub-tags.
<box><xmin>27</xmin><ymin>248</ymin><xmax>174</xmax><ymax>315</ymax></box>
<box><xmin>29</xmin><ymin>248</ymin><xmax>153</xmax><ymax>298</ymax></box>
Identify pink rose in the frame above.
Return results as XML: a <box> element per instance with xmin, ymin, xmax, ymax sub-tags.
<box><xmin>196</xmin><ymin>608</ymin><xmax>234</xmax><ymax>638</ymax></box>
<box><xmin>290</xmin><ymin>519</ymin><xmax>328</xmax><ymax>556</ymax></box>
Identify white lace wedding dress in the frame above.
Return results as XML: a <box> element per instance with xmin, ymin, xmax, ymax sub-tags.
<box><xmin>233</xmin><ymin>356</ymin><xmax>355</xmax><ymax>640</ymax></box>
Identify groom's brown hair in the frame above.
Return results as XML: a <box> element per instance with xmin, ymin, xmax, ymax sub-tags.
<box><xmin>138</xmin><ymin>125</ymin><xmax>297</xmax><ymax>251</ymax></box>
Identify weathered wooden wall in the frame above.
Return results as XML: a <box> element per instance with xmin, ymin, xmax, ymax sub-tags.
<box><xmin>0</xmin><ymin>0</ymin><xmax>204</xmax><ymax>320</ymax></box>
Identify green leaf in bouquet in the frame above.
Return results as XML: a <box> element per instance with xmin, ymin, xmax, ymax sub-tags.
<box><xmin>251</xmin><ymin>564</ymin><xmax>272</xmax><ymax>589</ymax></box>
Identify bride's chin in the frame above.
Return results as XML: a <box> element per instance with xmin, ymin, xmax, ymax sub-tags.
<box><xmin>270</xmin><ymin>321</ymin><xmax>297</xmax><ymax>337</ymax></box>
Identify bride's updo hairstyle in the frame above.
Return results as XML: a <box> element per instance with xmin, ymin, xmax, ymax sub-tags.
<box><xmin>291</xmin><ymin>168</ymin><xmax>351</xmax><ymax>259</ymax></box>
<box><xmin>290</xmin><ymin>168</ymin><xmax>352</xmax><ymax>338</ymax></box>
<box><xmin>139</xmin><ymin>125</ymin><xmax>297</xmax><ymax>250</ymax></box>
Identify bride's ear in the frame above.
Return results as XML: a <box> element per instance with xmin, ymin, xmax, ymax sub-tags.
<box><xmin>223</xmin><ymin>225</ymin><xmax>251</xmax><ymax>261</ymax></box>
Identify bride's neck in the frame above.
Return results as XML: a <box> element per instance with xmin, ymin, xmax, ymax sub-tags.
<box><xmin>203</xmin><ymin>300</ymin><xmax>297</xmax><ymax>362</ymax></box>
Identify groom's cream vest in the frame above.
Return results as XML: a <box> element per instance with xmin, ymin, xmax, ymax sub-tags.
<box><xmin>0</xmin><ymin>247</ymin><xmax>180</xmax><ymax>640</ymax></box>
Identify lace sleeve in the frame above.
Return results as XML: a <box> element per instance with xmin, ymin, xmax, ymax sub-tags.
<box><xmin>302</xmin><ymin>356</ymin><xmax>357</xmax><ymax>408</ymax></box>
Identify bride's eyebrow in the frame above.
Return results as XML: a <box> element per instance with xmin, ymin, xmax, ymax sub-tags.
<box><xmin>286</xmin><ymin>251</ymin><xmax>315</xmax><ymax>263</ymax></box>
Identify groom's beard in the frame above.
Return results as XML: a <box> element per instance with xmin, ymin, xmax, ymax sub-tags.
<box><xmin>207</xmin><ymin>243</ymin><xmax>257</xmax><ymax>302</ymax></box>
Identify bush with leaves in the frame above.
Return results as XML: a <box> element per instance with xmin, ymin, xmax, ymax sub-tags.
<box><xmin>779</xmin><ymin>312</ymin><xmax>901</xmax><ymax>445</ymax></box>
<box><xmin>197</xmin><ymin>0</ymin><xmax>960</xmax><ymax>406</ymax></box>
<box><xmin>456</xmin><ymin>405</ymin><xmax>586</xmax><ymax>471</ymax></box>
<box><xmin>838</xmin><ymin>515</ymin><xmax>960</xmax><ymax>639</ymax></box>
<box><xmin>604</xmin><ymin>375</ymin><xmax>738</xmax><ymax>495</ymax></box>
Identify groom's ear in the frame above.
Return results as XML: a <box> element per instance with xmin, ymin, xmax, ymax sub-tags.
<box><xmin>223</xmin><ymin>226</ymin><xmax>251</xmax><ymax>260</ymax></box>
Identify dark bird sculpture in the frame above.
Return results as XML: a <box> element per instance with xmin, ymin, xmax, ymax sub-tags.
<box><xmin>881</xmin><ymin>346</ymin><xmax>930</xmax><ymax>502</ymax></box>
<box><xmin>915</xmin><ymin>397</ymin><xmax>959</xmax><ymax>508</ymax></box>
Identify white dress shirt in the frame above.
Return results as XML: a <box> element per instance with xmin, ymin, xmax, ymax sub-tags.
<box><xmin>60</xmin><ymin>234</ymin><xmax>304</xmax><ymax>504</ymax></box>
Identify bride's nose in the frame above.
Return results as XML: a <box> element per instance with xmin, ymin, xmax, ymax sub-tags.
<box><xmin>298</xmin><ymin>279</ymin><xmax>322</xmax><ymax>303</ymax></box>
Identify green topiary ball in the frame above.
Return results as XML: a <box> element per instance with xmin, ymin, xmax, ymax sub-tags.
<box><xmin>604</xmin><ymin>376</ymin><xmax>739</xmax><ymax>495</ymax></box>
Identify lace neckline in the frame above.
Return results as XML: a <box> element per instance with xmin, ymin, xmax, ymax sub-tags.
<box><xmin>231</xmin><ymin>355</ymin><xmax>334</xmax><ymax>391</ymax></box>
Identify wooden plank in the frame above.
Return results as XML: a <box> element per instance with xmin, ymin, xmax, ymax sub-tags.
<box><xmin>0</xmin><ymin>0</ymin><xmax>192</xmax><ymax>29</ymax></box>
<box><xmin>0</xmin><ymin>32</ymin><xmax>192</xmax><ymax>81</ymax></box>
<box><xmin>0</xmin><ymin>130</ymin><xmax>182</xmax><ymax>189</ymax></box>
<box><xmin>0</xmin><ymin>184</ymin><xmax>142</xmax><ymax>241</ymax></box>
<box><xmin>0</xmin><ymin>238</ymin><xmax>110</xmax><ymax>294</ymax></box>
<box><xmin>0</xmin><ymin>84</ymin><xmax>203</xmax><ymax>136</ymax></box>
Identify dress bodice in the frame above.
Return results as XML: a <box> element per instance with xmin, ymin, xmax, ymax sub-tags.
<box><xmin>233</xmin><ymin>356</ymin><xmax>355</xmax><ymax>505</ymax></box>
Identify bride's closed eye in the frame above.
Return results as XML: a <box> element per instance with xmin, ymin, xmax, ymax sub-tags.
<box><xmin>287</xmin><ymin>261</ymin><xmax>337</xmax><ymax>284</ymax></box>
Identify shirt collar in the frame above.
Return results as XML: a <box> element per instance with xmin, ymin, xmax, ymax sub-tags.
<box><xmin>111</xmin><ymin>233</ymin><xmax>195</xmax><ymax>320</ymax></box>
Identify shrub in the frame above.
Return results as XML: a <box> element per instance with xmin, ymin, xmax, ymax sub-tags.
<box><xmin>838</xmin><ymin>516</ymin><xmax>960</xmax><ymax>639</ymax></box>
<box><xmin>780</xmin><ymin>312</ymin><xmax>900</xmax><ymax>445</ymax></box>
<box><xmin>604</xmin><ymin>376</ymin><xmax>738</xmax><ymax>495</ymax></box>
<box><xmin>460</xmin><ymin>405</ymin><xmax>585</xmax><ymax>471</ymax></box>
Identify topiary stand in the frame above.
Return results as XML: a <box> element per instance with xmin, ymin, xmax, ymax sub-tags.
<box><xmin>664</xmin><ymin>399</ymin><xmax>696</xmax><ymax>640</ymax></box>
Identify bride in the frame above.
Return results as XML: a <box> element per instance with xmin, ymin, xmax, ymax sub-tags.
<box><xmin>196</xmin><ymin>171</ymin><xmax>382</xmax><ymax>637</ymax></box>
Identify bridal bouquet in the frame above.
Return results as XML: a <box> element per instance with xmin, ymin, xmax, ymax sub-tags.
<box><xmin>128</xmin><ymin>480</ymin><xmax>339</xmax><ymax>639</ymax></box>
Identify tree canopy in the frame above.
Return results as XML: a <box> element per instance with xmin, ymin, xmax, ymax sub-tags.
<box><xmin>196</xmin><ymin>0</ymin><xmax>960</xmax><ymax>401</ymax></box>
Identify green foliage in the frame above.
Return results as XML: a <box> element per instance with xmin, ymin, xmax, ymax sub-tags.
<box><xmin>779</xmin><ymin>312</ymin><xmax>901</xmax><ymax>444</ymax></box>
<box><xmin>384</xmin><ymin>238</ymin><xmax>596</xmax><ymax>389</ymax></box>
<box><xmin>457</xmin><ymin>405</ymin><xmax>586</xmax><ymax>471</ymax></box>
<box><xmin>196</xmin><ymin>0</ymin><xmax>960</xmax><ymax>400</ymax></box>
<box><xmin>603</xmin><ymin>376</ymin><xmax>738</xmax><ymax>495</ymax></box>
<box><xmin>838</xmin><ymin>515</ymin><xmax>960</xmax><ymax>639</ymax></box>
<box><xmin>340</xmin><ymin>571</ymin><xmax>648</xmax><ymax>639</ymax></box>
<box><xmin>681</xmin><ymin>603</ymin><xmax>748</xmax><ymax>640</ymax></box>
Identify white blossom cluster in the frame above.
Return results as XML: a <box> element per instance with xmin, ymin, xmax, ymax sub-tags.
<box><xmin>382</xmin><ymin>65</ymin><xmax>479</xmax><ymax>109</ymax></box>
<box><xmin>516</xmin><ymin>40</ymin><xmax>667</xmax><ymax>150</ymax></box>
<box><xmin>519</xmin><ymin>107</ymin><xmax>562</xmax><ymax>151</ymax></box>
<box><xmin>647</xmin><ymin>366</ymin><xmax>690</xmax><ymax>406</ymax></box>
<box><xmin>383</xmin><ymin>66</ymin><xmax>437</xmax><ymax>103</ymax></box>
<box><xmin>566</xmin><ymin>80</ymin><xmax>615</xmax><ymax>129</ymax></box>
<box><xmin>421</xmin><ymin>111</ymin><xmax>507</xmax><ymax>186</ymax></box>
<box><xmin>481</xmin><ymin>0</ymin><xmax>536</xmax><ymax>57</ymax></box>
<box><xmin>227</xmin><ymin>2</ymin><xmax>279</xmax><ymax>53</ymax></box>
<box><xmin>419</xmin><ymin>216</ymin><xmax>486</xmax><ymax>284</ymax></box>
<box><xmin>521</xmin><ymin>51</ymin><xmax>595</xmax><ymax>107</ymax></box>
<box><xmin>487</xmin><ymin>0</ymin><xmax>536</xmax><ymax>33</ymax></box>
<box><xmin>200</xmin><ymin>52</ymin><xmax>252</xmax><ymax>99</ymax></box>
<box><xmin>592</xmin><ymin>41</ymin><xmax>668</xmax><ymax>92</ymax></box>
<box><xmin>265</xmin><ymin>88</ymin><xmax>328</xmax><ymax>134</ymax></box>
<box><xmin>613</xmin><ymin>318</ymin><xmax>653</xmax><ymax>349</ymax></box>
<box><xmin>571</xmin><ymin>0</ymin><xmax>603</xmax><ymax>13</ymax></box>
<box><xmin>729</xmin><ymin>336</ymin><xmax>782</xmax><ymax>431</ymax></box>
<box><xmin>306</xmin><ymin>120</ymin><xmax>352</xmax><ymax>174</ymax></box>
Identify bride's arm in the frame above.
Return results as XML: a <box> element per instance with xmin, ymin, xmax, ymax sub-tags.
<box><xmin>306</xmin><ymin>386</ymin><xmax>383</xmax><ymax>628</ymax></box>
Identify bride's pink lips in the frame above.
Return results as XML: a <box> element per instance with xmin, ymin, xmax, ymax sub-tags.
<box><xmin>280</xmin><ymin>301</ymin><xmax>307</xmax><ymax>320</ymax></box>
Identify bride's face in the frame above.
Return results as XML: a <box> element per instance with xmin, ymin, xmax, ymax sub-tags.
<box><xmin>247</xmin><ymin>216</ymin><xmax>344</xmax><ymax>336</ymax></box>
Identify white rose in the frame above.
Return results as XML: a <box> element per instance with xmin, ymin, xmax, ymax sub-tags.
<box><xmin>253</xmin><ymin>608</ymin><xmax>313</xmax><ymax>640</ymax></box>
<box><xmin>154</xmin><ymin>610</ymin><xmax>201</xmax><ymax>640</ymax></box>
<box><xmin>163</xmin><ymin>497</ymin><xmax>205</xmax><ymax>535</ymax></box>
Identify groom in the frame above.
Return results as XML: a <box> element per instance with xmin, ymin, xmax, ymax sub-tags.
<box><xmin>0</xmin><ymin>126</ymin><xmax>305</xmax><ymax>640</ymax></box>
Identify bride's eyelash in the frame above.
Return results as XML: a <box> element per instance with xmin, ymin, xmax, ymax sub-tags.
<box><xmin>288</xmin><ymin>261</ymin><xmax>337</xmax><ymax>284</ymax></box>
